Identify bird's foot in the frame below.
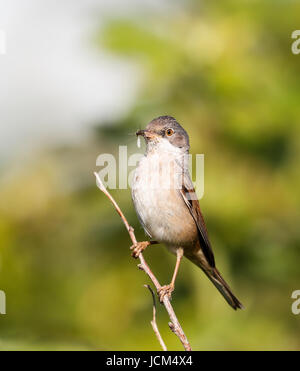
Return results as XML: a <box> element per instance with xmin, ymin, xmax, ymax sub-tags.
<box><xmin>130</xmin><ymin>241</ymin><xmax>151</xmax><ymax>259</ymax></box>
<box><xmin>158</xmin><ymin>284</ymin><xmax>174</xmax><ymax>303</ymax></box>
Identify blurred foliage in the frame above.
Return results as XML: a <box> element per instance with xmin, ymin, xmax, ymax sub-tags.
<box><xmin>1</xmin><ymin>0</ymin><xmax>300</xmax><ymax>350</ymax></box>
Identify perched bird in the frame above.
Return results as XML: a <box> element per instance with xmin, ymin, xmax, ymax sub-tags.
<box><xmin>131</xmin><ymin>115</ymin><xmax>243</xmax><ymax>310</ymax></box>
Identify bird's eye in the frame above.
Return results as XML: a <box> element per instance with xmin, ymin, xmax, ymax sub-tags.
<box><xmin>166</xmin><ymin>128</ymin><xmax>174</xmax><ymax>136</ymax></box>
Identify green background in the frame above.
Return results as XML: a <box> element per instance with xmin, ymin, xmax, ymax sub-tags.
<box><xmin>1</xmin><ymin>0</ymin><xmax>300</xmax><ymax>350</ymax></box>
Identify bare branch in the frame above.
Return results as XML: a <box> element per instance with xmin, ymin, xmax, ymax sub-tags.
<box><xmin>144</xmin><ymin>284</ymin><xmax>167</xmax><ymax>351</ymax></box>
<box><xmin>94</xmin><ymin>172</ymin><xmax>192</xmax><ymax>351</ymax></box>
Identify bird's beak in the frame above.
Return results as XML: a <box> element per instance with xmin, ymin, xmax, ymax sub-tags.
<box><xmin>136</xmin><ymin>129</ymin><xmax>146</xmax><ymax>137</ymax></box>
<box><xmin>136</xmin><ymin>129</ymin><xmax>158</xmax><ymax>140</ymax></box>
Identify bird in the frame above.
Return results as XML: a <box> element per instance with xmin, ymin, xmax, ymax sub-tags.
<box><xmin>131</xmin><ymin>115</ymin><xmax>243</xmax><ymax>310</ymax></box>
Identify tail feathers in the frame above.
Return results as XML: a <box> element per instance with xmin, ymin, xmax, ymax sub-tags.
<box><xmin>204</xmin><ymin>267</ymin><xmax>244</xmax><ymax>310</ymax></box>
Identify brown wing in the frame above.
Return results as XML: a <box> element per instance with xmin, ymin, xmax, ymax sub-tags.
<box><xmin>180</xmin><ymin>177</ymin><xmax>215</xmax><ymax>268</ymax></box>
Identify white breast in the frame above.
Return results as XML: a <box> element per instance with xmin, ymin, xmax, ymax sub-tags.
<box><xmin>131</xmin><ymin>147</ymin><xmax>197</xmax><ymax>246</ymax></box>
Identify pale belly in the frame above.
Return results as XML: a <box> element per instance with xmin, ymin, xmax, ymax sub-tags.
<box><xmin>131</xmin><ymin>155</ymin><xmax>198</xmax><ymax>247</ymax></box>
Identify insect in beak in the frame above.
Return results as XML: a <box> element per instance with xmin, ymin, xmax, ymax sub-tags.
<box><xmin>136</xmin><ymin>130</ymin><xmax>158</xmax><ymax>141</ymax></box>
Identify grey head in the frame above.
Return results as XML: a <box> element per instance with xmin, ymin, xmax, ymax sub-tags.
<box><xmin>136</xmin><ymin>116</ymin><xmax>190</xmax><ymax>152</ymax></box>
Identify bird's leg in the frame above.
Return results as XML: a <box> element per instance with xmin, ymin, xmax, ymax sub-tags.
<box><xmin>130</xmin><ymin>240</ymin><xmax>158</xmax><ymax>259</ymax></box>
<box><xmin>158</xmin><ymin>247</ymin><xmax>184</xmax><ymax>303</ymax></box>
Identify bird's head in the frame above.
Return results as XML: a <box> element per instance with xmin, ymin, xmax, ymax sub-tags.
<box><xmin>136</xmin><ymin>116</ymin><xmax>190</xmax><ymax>154</ymax></box>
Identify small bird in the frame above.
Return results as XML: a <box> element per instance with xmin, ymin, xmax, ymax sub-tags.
<box><xmin>131</xmin><ymin>115</ymin><xmax>243</xmax><ymax>310</ymax></box>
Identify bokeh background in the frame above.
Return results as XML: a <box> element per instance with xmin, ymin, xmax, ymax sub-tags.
<box><xmin>1</xmin><ymin>0</ymin><xmax>300</xmax><ymax>350</ymax></box>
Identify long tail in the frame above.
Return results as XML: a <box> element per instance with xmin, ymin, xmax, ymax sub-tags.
<box><xmin>185</xmin><ymin>250</ymin><xmax>243</xmax><ymax>310</ymax></box>
<box><xmin>203</xmin><ymin>267</ymin><xmax>244</xmax><ymax>310</ymax></box>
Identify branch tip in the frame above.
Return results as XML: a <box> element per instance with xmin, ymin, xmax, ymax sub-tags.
<box><xmin>94</xmin><ymin>171</ymin><xmax>106</xmax><ymax>192</ymax></box>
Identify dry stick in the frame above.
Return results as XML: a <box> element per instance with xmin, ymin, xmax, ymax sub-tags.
<box><xmin>144</xmin><ymin>285</ymin><xmax>167</xmax><ymax>351</ymax></box>
<box><xmin>94</xmin><ymin>172</ymin><xmax>192</xmax><ymax>351</ymax></box>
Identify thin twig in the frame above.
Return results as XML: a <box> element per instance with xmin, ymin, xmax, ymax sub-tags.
<box><xmin>144</xmin><ymin>284</ymin><xmax>167</xmax><ymax>351</ymax></box>
<box><xmin>94</xmin><ymin>172</ymin><xmax>192</xmax><ymax>351</ymax></box>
